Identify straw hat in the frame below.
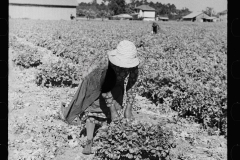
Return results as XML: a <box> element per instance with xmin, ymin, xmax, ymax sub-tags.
<box><xmin>107</xmin><ymin>40</ymin><xmax>139</xmax><ymax>68</ymax></box>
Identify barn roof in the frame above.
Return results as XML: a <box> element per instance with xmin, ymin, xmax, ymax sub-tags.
<box><xmin>218</xmin><ymin>10</ymin><xmax>227</xmax><ymax>15</ymax></box>
<box><xmin>135</xmin><ymin>5</ymin><xmax>155</xmax><ymax>11</ymax></box>
<box><xmin>182</xmin><ymin>11</ymin><xmax>204</xmax><ymax>19</ymax></box>
<box><xmin>159</xmin><ymin>17</ymin><xmax>169</xmax><ymax>20</ymax></box>
<box><xmin>9</xmin><ymin>0</ymin><xmax>78</xmax><ymax>6</ymax></box>
<box><xmin>158</xmin><ymin>15</ymin><xmax>169</xmax><ymax>19</ymax></box>
<box><xmin>112</xmin><ymin>14</ymin><xmax>132</xmax><ymax>18</ymax></box>
<box><xmin>204</xmin><ymin>17</ymin><xmax>218</xmax><ymax>20</ymax></box>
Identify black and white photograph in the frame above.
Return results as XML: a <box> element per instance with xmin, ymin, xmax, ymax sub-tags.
<box><xmin>9</xmin><ymin>0</ymin><xmax>227</xmax><ymax>159</ymax></box>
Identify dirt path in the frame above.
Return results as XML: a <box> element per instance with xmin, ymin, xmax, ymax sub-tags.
<box><xmin>8</xmin><ymin>37</ymin><xmax>227</xmax><ymax>160</ymax></box>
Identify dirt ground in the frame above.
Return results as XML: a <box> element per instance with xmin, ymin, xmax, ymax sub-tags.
<box><xmin>8</xmin><ymin>42</ymin><xmax>227</xmax><ymax>160</ymax></box>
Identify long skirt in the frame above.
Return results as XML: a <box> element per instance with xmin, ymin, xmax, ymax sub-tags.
<box><xmin>80</xmin><ymin>82</ymin><xmax>124</xmax><ymax>125</ymax></box>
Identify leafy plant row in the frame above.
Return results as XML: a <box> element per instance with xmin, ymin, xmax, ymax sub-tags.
<box><xmin>137</xmin><ymin>42</ymin><xmax>227</xmax><ymax>136</ymax></box>
<box><xmin>35</xmin><ymin>59</ymin><xmax>82</xmax><ymax>87</ymax></box>
<box><xmin>35</xmin><ymin>49</ymin><xmax>106</xmax><ymax>87</ymax></box>
<box><xmin>94</xmin><ymin>119</ymin><xmax>176</xmax><ymax>160</ymax></box>
<box><xmin>9</xmin><ymin>20</ymin><xmax>159</xmax><ymax>64</ymax></box>
<box><xmin>9</xmin><ymin>19</ymin><xmax>227</xmax><ymax>136</ymax></box>
<box><xmin>10</xmin><ymin>35</ymin><xmax>43</xmax><ymax>68</ymax></box>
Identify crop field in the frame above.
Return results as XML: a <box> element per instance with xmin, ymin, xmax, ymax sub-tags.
<box><xmin>9</xmin><ymin>19</ymin><xmax>227</xmax><ymax>160</ymax></box>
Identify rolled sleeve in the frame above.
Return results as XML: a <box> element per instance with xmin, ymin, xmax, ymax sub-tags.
<box><xmin>126</xmin><ymin>67</ymin><xmax>139</xmax><ymax>105</ymax></box>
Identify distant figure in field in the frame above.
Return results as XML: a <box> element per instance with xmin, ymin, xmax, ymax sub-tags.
<box><xmin>70</xmin><ymin>14</ymin><xmax>75</xmax><ymax>20</ymax></box>
<box><xmin>152</xmin><ymin>22</ymin><xmax>159</xmax><ymax>34</ymax></box>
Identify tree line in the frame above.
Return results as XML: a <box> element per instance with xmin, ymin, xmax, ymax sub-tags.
<box><xmin>77</xmin><ymin>0</ymin><xmax>192</xmax><ymax>20</ymax></box>
<box><xmin>77</xmin><ymin>0</ymin><xmax>218</xmax><ymax>20</ymax></box>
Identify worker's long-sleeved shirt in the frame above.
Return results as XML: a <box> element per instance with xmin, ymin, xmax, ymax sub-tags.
<box><xmin>102</xmin><ymin>62</ymin><xmax>138</xmax><ymax>108</ymax></box>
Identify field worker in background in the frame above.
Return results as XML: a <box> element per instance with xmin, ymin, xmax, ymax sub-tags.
<box><xmin>152</xmin><ymin>22</ymin><xmax>160</xmax><ymax>34</ymax></box>
<box><xmin>70</xmin><ymin>14</ymin><xmax>75</xmax><ymax>20</ymax></box>
<box><xmin>61</xmin><ymin>40</ymin><xmax>140</xmax><ymax>155</ymax></box>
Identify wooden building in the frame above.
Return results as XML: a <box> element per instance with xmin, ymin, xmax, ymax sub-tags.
<box><xmin>203</xmin><ymin>17</ymin><xmax>218</xmax><ymax>22</ymax></box>
<box><xmin>135</xmin><ymin>5</ymin><xmax>156</xmax><ymax>21</ymax></box>
<box><xmin>158</xmin><ymin>16</ymin><xmax>169</xmax><ymax>21</ymax></box>
<box><xmin>182</xmin><ymin>11</ymin><xmax>209</xmax><ymax>22</ymax></box>
<box><xmin>218</xmin><ymin>10</ymin><xmax>227</xmax><ymax>22</ymax></box>
<box><xmin>110</xmin><ymin>14</ymin><xmax>133</xmax><ymax>20</ymax></box>
<box><xmin>9</xmin><ymin>0</ymin><xmax>77</xmax><ymax>20</ymax></box>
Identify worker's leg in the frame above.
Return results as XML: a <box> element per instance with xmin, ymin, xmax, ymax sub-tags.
<box><xmin>124</xmin><ymin>90</ymin><xmax>136</xmax><ymax>120</ymax></box>
<box><xmin>86</xmin><ymin>119</ymin><xmax>95</xmax><ymax>140</ymax></box>
<box><xmin>109</xmin><ymin>104</ymin><xmax>120</xmax><ymax>120</ymax></box>
<box><xmin>124</xmin><ymin>103</ymin><xmax>134</xmax><ymax>119</ymax></box>
<box><xmin>82</xmin><ymin>119</ymin><xmax>95</xmax><ymax>155</ymax></box>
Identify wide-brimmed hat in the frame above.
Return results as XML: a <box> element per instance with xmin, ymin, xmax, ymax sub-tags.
<box><xmin>107</xmin><ymin>40</ymin><xmax>139</xmax><ymax>68</ymax></box>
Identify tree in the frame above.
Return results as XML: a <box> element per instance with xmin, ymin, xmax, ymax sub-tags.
<box><xmin>98</xmin><ymin>2</ymin><xmax>108</xmax><ymax>10</ymax></box>
<box><xmin>125</xmin><ymin>6</ymin><xmax>134</xmax><ymax>14</ymax></box>
<box><xmin>77</xmin><ymin>0</ymin><xmax>191</xmax><ymax>20</ymax></box>
<box><xmin>141</xmin><ymin>0</ymin><xmax>147</xmax><ymax>5</ymax></box>
<box><xmin>77</xmin><ymin>8</ymin><xmax>85</xmax><ymax>17</ymax></box>
<box><xmin>103</xmin><ymin>0</ymin><xmax>126</xmax><ymax>15</ymax></box>
<box><xmin>203</xmin><ymin>7</ymin><xmax>215</xmax><ymax>17</ymax></box>
<box><xmin>178</xmin><ymin>7</ymin><xmax>191</xmax><ymax>16</ymax></box>
<box><xmin>149</xmin><ymin>1</ymin><xmax>154</xmax><ymax>8</ymax></box>
<box><xmin>84</xmin><ymin>9</ymin><xmax>97</xmax><ymax>20</ymax></box>
<box><xmin>108</xmin><ymin>10</ymin><xmax>115</xmax><ymax>17</ymax></box>
<box><xmin>135</xmin><ymin>0</ymin><xmax>143</xmax><ymax>7</ymax></box>
<box><xmin>98</xmin><ymin>10</ymin><xmax>108</xmax><ymax>21</ymax></box>
<box><xmin>92</xmin><ymin>0</ymin><xmax>97</xmax><ymax>5</ymax></box>
<box><xmin>125</xmin><ymin>2</ymin><xmax>135</xmax><ymax>14</ymax></box>
<box><xmin>130</xmin><ymin>0</ymin><xmax>136</xmax><ymax>7</ymax></box>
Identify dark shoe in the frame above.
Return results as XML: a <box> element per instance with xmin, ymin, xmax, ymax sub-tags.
<box><xmin>82</xmin><ymin>139</ymin><xmax>93</xmax><ymax>155</ymax></box>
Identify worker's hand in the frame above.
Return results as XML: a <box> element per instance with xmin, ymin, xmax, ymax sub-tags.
<box><xmin>113</xmin><ymin>100</ymin><xmax>122</xmax><ymax>110</ymax></box>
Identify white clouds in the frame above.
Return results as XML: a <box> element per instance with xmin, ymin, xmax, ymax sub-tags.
<box><xmin>77</xmin><ymin>0</ymin><xmax>227</xmax><ymax>12</ymax></box>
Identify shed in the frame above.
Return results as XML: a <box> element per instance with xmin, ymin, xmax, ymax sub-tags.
<box><xmin>158</xmin><ymin>16</ymin><xmax>169</xmax><ymax>21</ymax></box>
<box><xmin>135</xmin><ymin>5</ymin><xmax>155</xmax><ymax>21</ymax></box>
<box><xmin>218</xmin><ymin>10</ymin><xmax>227</xmax><ymax>22</ymax></box>
<box><xmin>130</xmin><ymin>13</ymin><xmax>139</xmax><ymax>20</ymax></box>
<box><xmin>9</xmin><ymin>0</ymin><xmax>77</xmax><ymax>20</ymax></box>
<box><xmin>112</xmin><ymin>14</ymin><xmax>132</xmax><ymax>20</ymax></box>
<box><xmin>182</xmin><ymin>11</ymin><xmax>209</xmax><ymax>22</ymax></box>
<box><xmin>203</xmin><ymin>17</ymin><xmax>218</xmax><ymax>22</ymax></box>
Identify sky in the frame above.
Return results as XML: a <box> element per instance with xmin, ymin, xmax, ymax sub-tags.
<box><xmin>77</xmin><ymin>0</ymin><xmax>227</xmax><ymax>13</ymax></box>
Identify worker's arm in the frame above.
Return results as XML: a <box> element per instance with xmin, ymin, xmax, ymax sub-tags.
<box><xmin>102</xmin><ymin>92</ymin><xmax>114</xmax><ymax>107</ymax></box>
<box><xmin>102</xmin><ymin>91</ymin><xmax>122</xmax><ymax>109</ymax></box>
<box><xmin>126</xmin><ymin>66</ymin><xmax>139</xmax><ymax>108</ymax></box>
